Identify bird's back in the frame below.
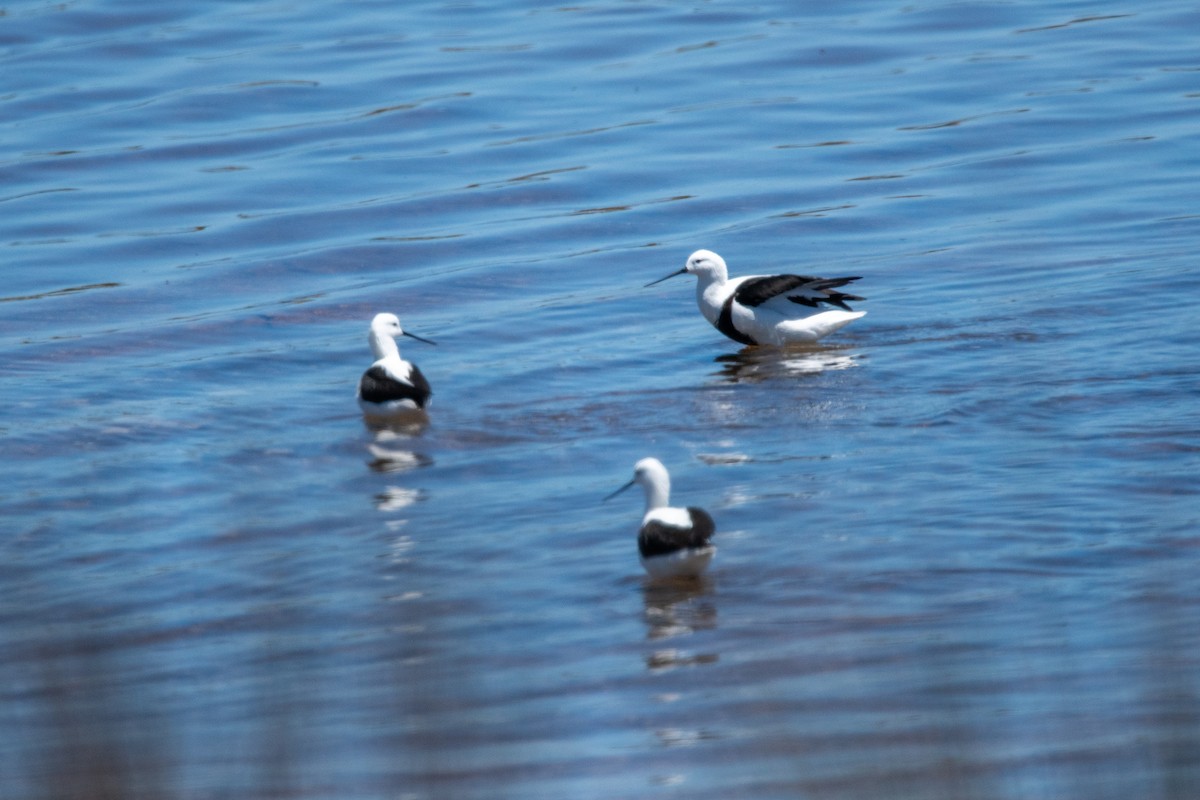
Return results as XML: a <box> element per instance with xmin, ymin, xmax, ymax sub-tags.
<box><xmin>359</xmin><ymin>360</ymin><xmax>432</xmax><ymax>409</ymax></box>
<box><xmin>638</xmin><ymin>506</ymin><xmax>715</xmax><ymax>558</ymax></box>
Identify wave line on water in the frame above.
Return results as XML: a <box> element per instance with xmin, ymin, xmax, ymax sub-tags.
<box><xmin>0</xmin><ymin>282</ymin><xmax>121</xmax><ymax>303</ymax></box>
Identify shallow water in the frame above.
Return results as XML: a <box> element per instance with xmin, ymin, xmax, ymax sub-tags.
<box><xmin>2</xmin><ymin>1</ymin><xmax>1199</xmax><ymax>798</ymax></box>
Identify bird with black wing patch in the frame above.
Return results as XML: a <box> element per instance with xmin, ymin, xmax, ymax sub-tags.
<box><xmin>647</xmin><ymin>249</ymin><xmax>866</xmax><ymax>345</ymax></box>
<box><xmin>357</xmin><ymin>312</ymin><xmax>435</xmax><ymax>416</ymax></box>
<box><xmin>606</xmin><ymin>457</ymin><xmax>716</xmax><ymax>579</ymax></box>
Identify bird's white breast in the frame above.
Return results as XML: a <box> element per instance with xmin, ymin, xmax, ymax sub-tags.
<box><xmin>696</xmin><ymin>279</ymin><xmax>736</xmax><ymax>326</ymax></box>
<box><xmin>641</xmin><ymin>546</ymin><xmax>716</xmax><ymax>578</ymax></box>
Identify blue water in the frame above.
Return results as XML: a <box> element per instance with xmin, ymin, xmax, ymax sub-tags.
<box><xmin>3</xmin><ymin>1</ymin><xmax>1199</xmax><ymax>797</ymax></box>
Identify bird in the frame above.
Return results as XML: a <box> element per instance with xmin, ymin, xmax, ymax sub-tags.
<box><xmin>605</xmin><ymin>457</ymin><xmax>716</xmax><ymax>579</ymax></box>
<box><xmin>357</xmin><ymin>312</ymin><xmax>435</xmax><ymax>415</ymax></box>
<box><xmin>646</xmin><ymin>249</ymin><xmax>866</xmax><ymax>345</ymax></box>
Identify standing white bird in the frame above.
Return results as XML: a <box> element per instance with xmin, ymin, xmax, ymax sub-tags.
<box><xmin>647</xmin><ymin>249</ymin><xmax>866</xmax><ymax>345</ymax></box>
<box><xmin>605</xmin><ymin>457</ymin><xmax>716</xmax><ymax>579</ymax></box>
<box><xmin>357</xmin><ymin>312</ymin><xmax>435</xmax><ymax>415</ymax></box>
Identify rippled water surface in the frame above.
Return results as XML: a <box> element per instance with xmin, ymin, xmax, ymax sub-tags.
<box><xmin>3</xmin><ymin>1</ymin><xmax>1199</xmax><ymax>797</ymax></box>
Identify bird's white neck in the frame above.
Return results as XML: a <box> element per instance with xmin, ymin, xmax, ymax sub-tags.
<box><xmin>691</xmin><ymin>260</ymin><xmax>729</xmax><ymax>321</ymax></box>
<box><xmin>696</xmin><ymin>278</ymin><xmax>729</xmax><ymax>329</ymax></box>
<box><xmin>369</xmin><ymin>331</ymin><xmax>401</xmax><ymax>361</ymax></box>
<box><xmin>640</xmin><ymin>475</ymin><xmax>671</xmax><ymax>514</ymax></box>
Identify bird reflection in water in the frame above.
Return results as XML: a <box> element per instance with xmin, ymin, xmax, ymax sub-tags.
<box><xmin>362</xmin><ymin>406</ymin><xmax>430</xmax><ymax>436</ymax></box>
<box><xmin>367</xmin><ymin>443</ymin><xmax>432</xmax><ymax>475</ymax></box>
<box><xmin>364</xmin><ymin>417</ymin><xmax>432</xmax><ymax>517</ymax></box>
<box><xmin>365</xmin><ymin>415</ymin><xmax>433</xmax><ymax>475</ymax></box>
<box><xmin>642</xmin><ymin>577</ymin><xmax>719</xmax><ymax>671</ymax></box>
<box><xmin>714</xmin><ymin>343</ymin><xmax>860</xmax><ymax>383</ymax></box>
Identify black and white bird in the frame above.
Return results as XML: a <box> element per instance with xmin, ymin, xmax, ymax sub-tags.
<box><xmin>357</xmin><ymin>312</ymin><xmax>435</xmax><ymax>415</ymax></box>
<box><xmin>647</xmin><ymin>249</ymin><xmax>866</xmax><ymax>345</ymax></box>
<box><xmin>606</xmin><ymin>457</ymin><xmax>716</xmax><ymax>579</ymax></box>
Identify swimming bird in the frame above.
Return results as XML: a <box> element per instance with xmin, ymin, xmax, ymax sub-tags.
<box><xmin>605</xmin><ymin>457</ymin><xmax>716</xmax><ymax>579</ymax></box>
<box><xmin>357</xmin><ymin>312</ymin><xmax>435</xmax><ymax>415</ymax></box>
<box><xmin>647</xmin><ymin>249</ymin><xmax>866</xmax><ymax>345</ymax></box>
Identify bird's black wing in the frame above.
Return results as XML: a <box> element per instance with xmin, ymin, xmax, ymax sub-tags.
<box><xmin>686</xmin><ymin>507</ymin><xmax>716</xmax><ymax>546</ymax></box>
<box><xmin>638</xmin><ymin>508</ymin><xmax>716</xmax><ymax>558</ymax></box>
<box><xmin>735</xmin><ymin>274</ymin><xmax>864</xmax><ymax>311</ymax></box>
<box><xmin>359</xmin><ymin>365</ymin><xmax>431</xmax><ymax>408</ymax></box>
<box><xmin>406</xmin><ymin>364</ymin><xmax>433</xmax><ymax>407</ymax></box>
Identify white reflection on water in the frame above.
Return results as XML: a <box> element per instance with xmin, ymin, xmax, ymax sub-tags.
<box><xmin>367</xmin><ymin>443</ymin><xmax>433</xmax><ymax>474</ymax></box>
<box><xmin>715</xmin><ymin>344</ymin><xmax>862</xmax><ymax>382</ymax></box>
<box><xmin>643</xmin><ymin>579</ymin><xmax>718</xmax><ymax>640</ymax></box>
<box><xmin>386</xmin><ymin>533</ymin><xmax>415</xmax><ymax>565</ymax></box>
<box><xmin>642</xmin><ymin>579</ymin><xmax>720</xmax><ymax>676</ymax></box>
<box><xmin>366</xmin><ymin>420</ymin><xmax>433</xmax><ymax>474</ymax></box>
<box><xmin>374</xmin><ymin>486</ymin><xmax>426</xmax><ymax>512</ymax></box>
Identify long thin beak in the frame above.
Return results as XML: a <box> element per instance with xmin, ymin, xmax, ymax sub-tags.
<box><xmin>403</xmin><ymin>330</ymin><xmax>437</xmax><ymax>345</ymax></box>
<box><xmin>644</xmin><ymin>267</ymin><xmax>687</xmax><ymax>288</ymax></box>
<box><xmin>604</xmin><ymin>479</ymin><xmax>635</xmax><ymax>502</ymax></box>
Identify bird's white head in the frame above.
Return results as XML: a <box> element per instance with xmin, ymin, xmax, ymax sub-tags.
<box><xmin>371</xmin><ymin>312</ymin><xmax>403</xmax><ymax>336</ymax></box>
<box><xmin>684</xmin><ymin>249</ymin><xmax>728</xmax><ymax>281</ymax></box>
<box><xmin>368</xmin><ymin>313</ymin><xmax>404</xmax><ymax>359</ymax></box>
<box><xmin>605</xmin><ymin>456</ymin><xmax>672</xmax><ymax>511</ymax></box>
<box><xmin>645</xmin><ymin>249</ymin><xmax>729</xmax><ymax>288</ymax></box>
<box><xmin>367</xmin><ymin>312</ymin><xmax>435</xmax><ymax>360</ymax></box>
<box><xmin>631</xmin><ymin>457</ymin><xmax>671</xmax><ymax>510</ymax></box>
<box><xmin>632</xmin><ymin>456</ymin><xmax>668</xmax><ymax>485</ymax></box>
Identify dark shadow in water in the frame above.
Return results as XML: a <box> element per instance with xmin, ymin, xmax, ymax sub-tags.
<box><xmin>1137</xmin><ymin>578</ymin><xmax>1200</xmax><ymax>800</ymax></box>
<box><xmin>714</xmin><ymin>343</ymin><xmax>861</xmax><ymax>383</ymax></box>
<box><xmin>13</xmin><ymin>558</ymin><xmax>1200</xmax><ymax>799</ymax></box>
<box><xmin>361</xmin><ymin>407</ymin><xmax>430</xmax><ymax>436</ymax></box>
<box><xmin>26</xmin><ymin>639</ymin><xmax>173</xmax><ymax>800</ymax></box>
<box><xmin>9</xmin><ymin>572</ymin><xmax>175</xmax><ymax>800</ymax></box>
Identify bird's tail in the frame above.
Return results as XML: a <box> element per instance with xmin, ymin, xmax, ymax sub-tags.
<box><xmin>791</xmin><ymin>277</ymin><xmax>865</xmax><ymax>311</ymax></box>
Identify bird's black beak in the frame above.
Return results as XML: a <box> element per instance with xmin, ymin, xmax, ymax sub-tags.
<box><xmin>603</xmin><ymin>479</ymin><xmax>635</xmax><ymax>502</ymax></box>
<box><xmin>644</xmin><ymin>267</ymin><xmax>687</xmax><ymax>288</ymax></box>
<box><xmin>403</xmin><ymin>331</ymin><xmax>437</xmax><ymax>345</ymax></box>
